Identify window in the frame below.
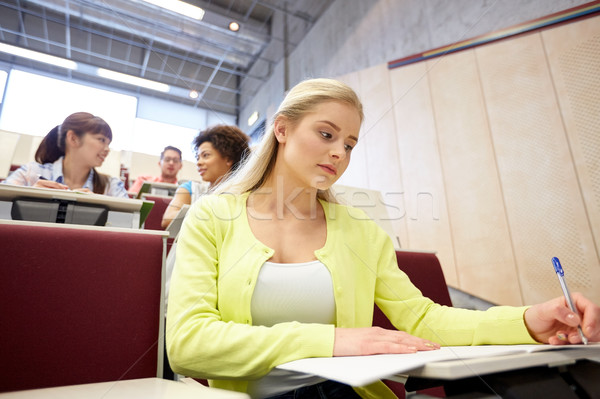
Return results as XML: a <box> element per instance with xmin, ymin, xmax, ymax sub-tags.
<box><xmin>132</xmin><ymin>118</ymin><xmax>198</xmax><ymax>161</ymax></box>
<box><xmin>0</xmin><ymin>69</ymin><xmax>137</xmax><ymax>151</ymax></box>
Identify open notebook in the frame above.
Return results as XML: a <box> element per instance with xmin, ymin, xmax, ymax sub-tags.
<box><xmin>276</xmin><ymin>344</ymin><xmax>600</xmax><ymax>387</ymax></box>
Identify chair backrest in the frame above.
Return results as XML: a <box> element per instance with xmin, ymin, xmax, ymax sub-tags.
<box><xmin>395</xmin><ymin>250</ymin><xmax>452</xmax><ymax>306</ymax></box>
<box><xmin>373</xmin><ymin>250</ymin><xmax>452</xmax><ymax>330</ymax></box>
<box><xmin>373</xmin><ymin>250</ymin><xmax>451</xmax><ymax>399</ymax></box>
<box><xmin>0</xmin><ymin>222</ymin><xmax>165</xmax><ymax>392</ymax></box>
<box><xmin>141</xmin><ymin>194</ymin><xmax>172</xmax><ymax>231</ymax></box>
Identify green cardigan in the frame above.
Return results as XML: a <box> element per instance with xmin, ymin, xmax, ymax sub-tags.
<box><xmin>166</xmin><ymin>192</ymin><xmax>536</xmax><ymax>398</ymax></box>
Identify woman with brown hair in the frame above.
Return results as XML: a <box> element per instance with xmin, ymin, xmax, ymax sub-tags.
<box><xmin>4</xmin><ymin>112</ymin><xmax>127</xmax><ymax>197</ymax></box>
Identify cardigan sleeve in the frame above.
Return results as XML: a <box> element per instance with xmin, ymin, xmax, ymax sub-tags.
<box><xmin>166</xmin><ymin>194</ymin><xmax>335</xmax><ymax>380</ymax></box>
<box><xmin>373</xmin><ymin>236</ymin><xmax>537</xmax><ymax>346</ymax></box>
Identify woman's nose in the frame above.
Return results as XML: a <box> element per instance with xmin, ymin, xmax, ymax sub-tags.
<box><xmin>330</xmin><ymin>144</ymin><xmax>345</xmax><ymax>160</ymax></box>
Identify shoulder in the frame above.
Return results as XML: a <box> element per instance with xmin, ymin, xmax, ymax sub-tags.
<box><xmin>105</xmin><ymin>175</ymin><xmax>128</xmax><ymax>198</ymax></box>
<box><xmin>135</xmin><ymin>175</ymin><xmax>154</xmax><ymax>182</ymax></box>
<box><xmin>24</xmin><ymin>161</ymin><xmax>52</xmax><ymax>172</ymax></box>
<box><xmin>323</xmin><ymin>200</ymin><xmax>390</xmax><ymax>242</ymax></box>
<box><xmin>190</xmin><ymin>180</ymin><xmax>209</xmax><ymax>192</ymax></box>
<box><xmin>4</xmin><ymin>161</ymin><xmax>47</xmax><ymax>185</ymax></box>
<box><xmin>179</xmin><ymin>180</ymin><xmax>193</xmax><ymax>193</ymax></box>
<box><xmin>189</xmin><ymin>192</ymin><xmax>244</xmax><ymax>220</ymax></box>
<box><xmin>322</xmin><ymin>200</ymin><xmax>376</xmax><ymax>225</ymax></box>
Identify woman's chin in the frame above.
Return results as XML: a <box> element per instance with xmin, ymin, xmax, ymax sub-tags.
<box><xmin>311</xmin><ymin>176</ymin><xmax>335</xmax><ymax>191</ymax></box>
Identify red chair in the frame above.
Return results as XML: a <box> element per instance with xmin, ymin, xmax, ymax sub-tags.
<box><xmin>0</xmin><ymin>221</ymin><xmax>166</xmax><ymax>392</ymax></box>
<box><xmin>373</xmin><ymin>250</ymin><xmax>452</xmax><ymax>398</ymax></box>
<box><xmin>141</xmin><ymin>194</ymin><xmax>172</xmax><ymax>231</ymax></box>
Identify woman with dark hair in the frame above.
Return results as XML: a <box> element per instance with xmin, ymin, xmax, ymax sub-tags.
<box><xmin>161</xmin><ymin>124</ymin><xmax>250</xmax><ymax>229</ymax></box>
<box><xmin>4</xmin><ymin>112</ymin><xmax>127</xmax><ymax>197</ymax></box>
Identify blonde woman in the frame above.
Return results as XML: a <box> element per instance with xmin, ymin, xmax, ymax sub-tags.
<box><xmin>167</xmin><ymin>79</ymin><xmax>600</xmax><ymax>399</ymax></box>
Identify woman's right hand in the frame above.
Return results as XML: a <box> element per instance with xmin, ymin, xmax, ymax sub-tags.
<box><xmin>33</xmin><ymin>179</ymin><xmax>69</xmax><ymax>190</ymax></box>
<box><xmin>333</xmin><ymin>327</ymin><xmax>440</xmax><ymax>356</ymax></box>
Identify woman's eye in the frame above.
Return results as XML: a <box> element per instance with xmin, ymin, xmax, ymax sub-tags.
<box><xmin>320</xmin><ymin>131</ymin><xmax>332</xmax><ymax>139</ymax></box>
<box><xmin>344</xmin><ymin>144</ymin><xmax>354</xmax><ymax>152</ymax></box>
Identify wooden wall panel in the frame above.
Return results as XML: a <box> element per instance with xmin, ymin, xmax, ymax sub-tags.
<box><xmin>542</xmin><ymin>16</ymin><xmax>600</xmax><ymax>269</ymax></box>
<box><xmin>389</xmin><ymin>63</ymin><xmax>458</xmax><ymax>287</ymax></box>
<box><xmin>476</xmin><ymin>32</ymin><xmax>599</xmax><ymax>305</ymax></box>
<box><xmin>358</xmin><ymin>64</ymin><xmax>406</xmax><ymax>249</ymax></box>
<box><xmin>336</xmin><ymin>71</ymin><xmax>369</xmax><ymax>190</ymax></box>
<box><xmin>427</xmin><ymin>50</ymin><xmax>523</xmax><ymax>305</ymax></box>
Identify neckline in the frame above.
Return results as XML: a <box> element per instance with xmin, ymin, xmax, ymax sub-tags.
<box><xmin>241</xmin><ymin>191</ymin><xmax>332</xmax><ymax>257</ymax></box>
<box><xmin>263</xmin><ymin>259</ymin><xmax>323</xmax><ymax>267</ymax></box>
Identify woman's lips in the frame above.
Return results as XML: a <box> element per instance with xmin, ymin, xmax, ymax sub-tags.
<box><xmin>318</xmin><ymin>164</ymin><xmax>337</xmax><ymax>175</ymax></box>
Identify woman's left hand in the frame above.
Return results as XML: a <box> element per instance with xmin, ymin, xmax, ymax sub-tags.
<box><xmin>524</xmin><ymin>292</ymin><xmax>600</xmax><ymax>344</ymax></box>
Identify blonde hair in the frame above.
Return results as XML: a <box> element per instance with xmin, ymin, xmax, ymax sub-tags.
<box><xmin>214</xmin><ymin>78</ymin><xmax>363</xmax><ymax>202</ymax></box>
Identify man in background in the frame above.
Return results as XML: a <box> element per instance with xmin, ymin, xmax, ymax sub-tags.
<box><xmin>129</xmin><ymin>146</ymin><xmax>183</xmax><ymax>194</ymax></box>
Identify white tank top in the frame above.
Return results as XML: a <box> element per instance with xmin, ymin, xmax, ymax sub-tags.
<box><xmin>247</xmin><ymin>260</ymin><xmax>336</xmax><ymax>398</ymax></box>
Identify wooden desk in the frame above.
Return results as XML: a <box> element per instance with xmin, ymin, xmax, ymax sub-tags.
<box><xmin>136</xmin><ymin>181</ymin><xmax>178</xmax><ymax>198</ymax></box>
<box><xmin>0</xmin><ymin>184</ymin><xmax>152</xmax><ymax>228</ymax></box>
<box><xmin>276</xmin><ymin>344</ymin><xmax>600</xmax><ymax>387</ymax></box>
<box><xmin>0</xmin><ymin>378</ymin><xmax>250</xmax><ymax>398</ymax></box>
<box><xmin>405</xmin><ymin>346</ymin><xmax>600</xmax><ymax>380</ymax></box>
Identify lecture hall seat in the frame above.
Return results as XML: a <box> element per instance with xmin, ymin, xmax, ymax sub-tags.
<box><xmin>372</xmin><ymin>250</ymin><xmax>452</xmax><ymax>399</ymax></box>
<box><xmin>141</xmin><ymin>194</ymin><xmax>176</xmax><ymax>255</ymax></box>
<box><xmin>0</xmin><ymin>221</ymin><xmax>166</xmax><ymax>393</ymax></box>
<box><xmin>141</xmin><ymin>194</ymin><xmax>172</xmax><ymax>231</ymax></box>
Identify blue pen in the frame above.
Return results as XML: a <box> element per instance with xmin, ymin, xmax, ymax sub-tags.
<box><xmin>552</xmin><ymin>257</ymin><xmax>588</xmax><ymax>345</ymax></box>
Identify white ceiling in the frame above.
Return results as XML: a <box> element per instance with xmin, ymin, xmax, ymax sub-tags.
<box><xmin>0</xmin><ymin>0</ymin><xmax>335</xmax><ymax>115</ymax></box>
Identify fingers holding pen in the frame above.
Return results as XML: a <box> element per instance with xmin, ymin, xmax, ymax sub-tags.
<box><xmin>333</xmin><ymin>327</ymin><xmax>440</xmax><ymax>357</ymax></box>
<box><xmin>573</xmin><ymin>293</ymin><xmax>600</xmax><ymax>342</ymax></box>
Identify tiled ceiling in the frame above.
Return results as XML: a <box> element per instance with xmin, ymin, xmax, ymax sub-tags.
<box><xmin>0</xmin><ymin>0</ymin><xmax>335</xmax><ymax>115</ymax></box>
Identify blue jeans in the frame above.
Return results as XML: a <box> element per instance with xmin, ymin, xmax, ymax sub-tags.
<box><xmin>265</xmin><ymin>380</ymin><xmax>361</xmax><ymax>399</ymax></box>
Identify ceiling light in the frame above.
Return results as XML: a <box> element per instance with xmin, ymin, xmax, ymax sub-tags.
<box><xmin>96</xmin><ymin>68</ymin><xmax>170</xmax><ymax>92</ymax></box>
<box><xmin>189</xmin><ymin>90</ymin><xmax>199</xmax><ymax>99</ymax></box>
<box><xmin>140</xmin><ymin>0</ymin><xmax>205</xmax><ymax>20</ymax></box>
<box><xmin>229</xmin><ymin>22</ymin><xmax>240</xmax><ymax>32</ymax></box>
<box><xmin>0</xmin><ymin>43</ymin><xmax>77</xmax><ymax>70</ymax></box>
<box><xmin>247</xmin><ymin>111</ymin><xmax>259</xmax><ymax>126</ymax></box>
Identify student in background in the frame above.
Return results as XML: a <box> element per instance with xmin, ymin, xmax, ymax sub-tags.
<box><xmin>3</xmin><ymin>112</ymin><xmax>127</xmax><ymax>198</ymax></box>
<box><xmin>166</xmin><ymin>78</ymin><xmax>600</xmax><ymax>399</ymax></box>
<box><xmin>160</xmin><ymin>125</ymin><xmax>250</xmax><ymax>229</ymax></box>
<box><xmin>129</xmin><ymin>146</ymin><xmax>183</xmax><ymax>194</ymax></box>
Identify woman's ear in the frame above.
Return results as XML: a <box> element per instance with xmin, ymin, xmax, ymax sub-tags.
<box><xmin>65</xmin><ymin>130</ymin><xmax>81</xmax><ymax>147</ymax></box>
<box><xmin>273</xmin><ymin>116</ymin><xmax>288</xmax><ymax>144</ymax></box>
